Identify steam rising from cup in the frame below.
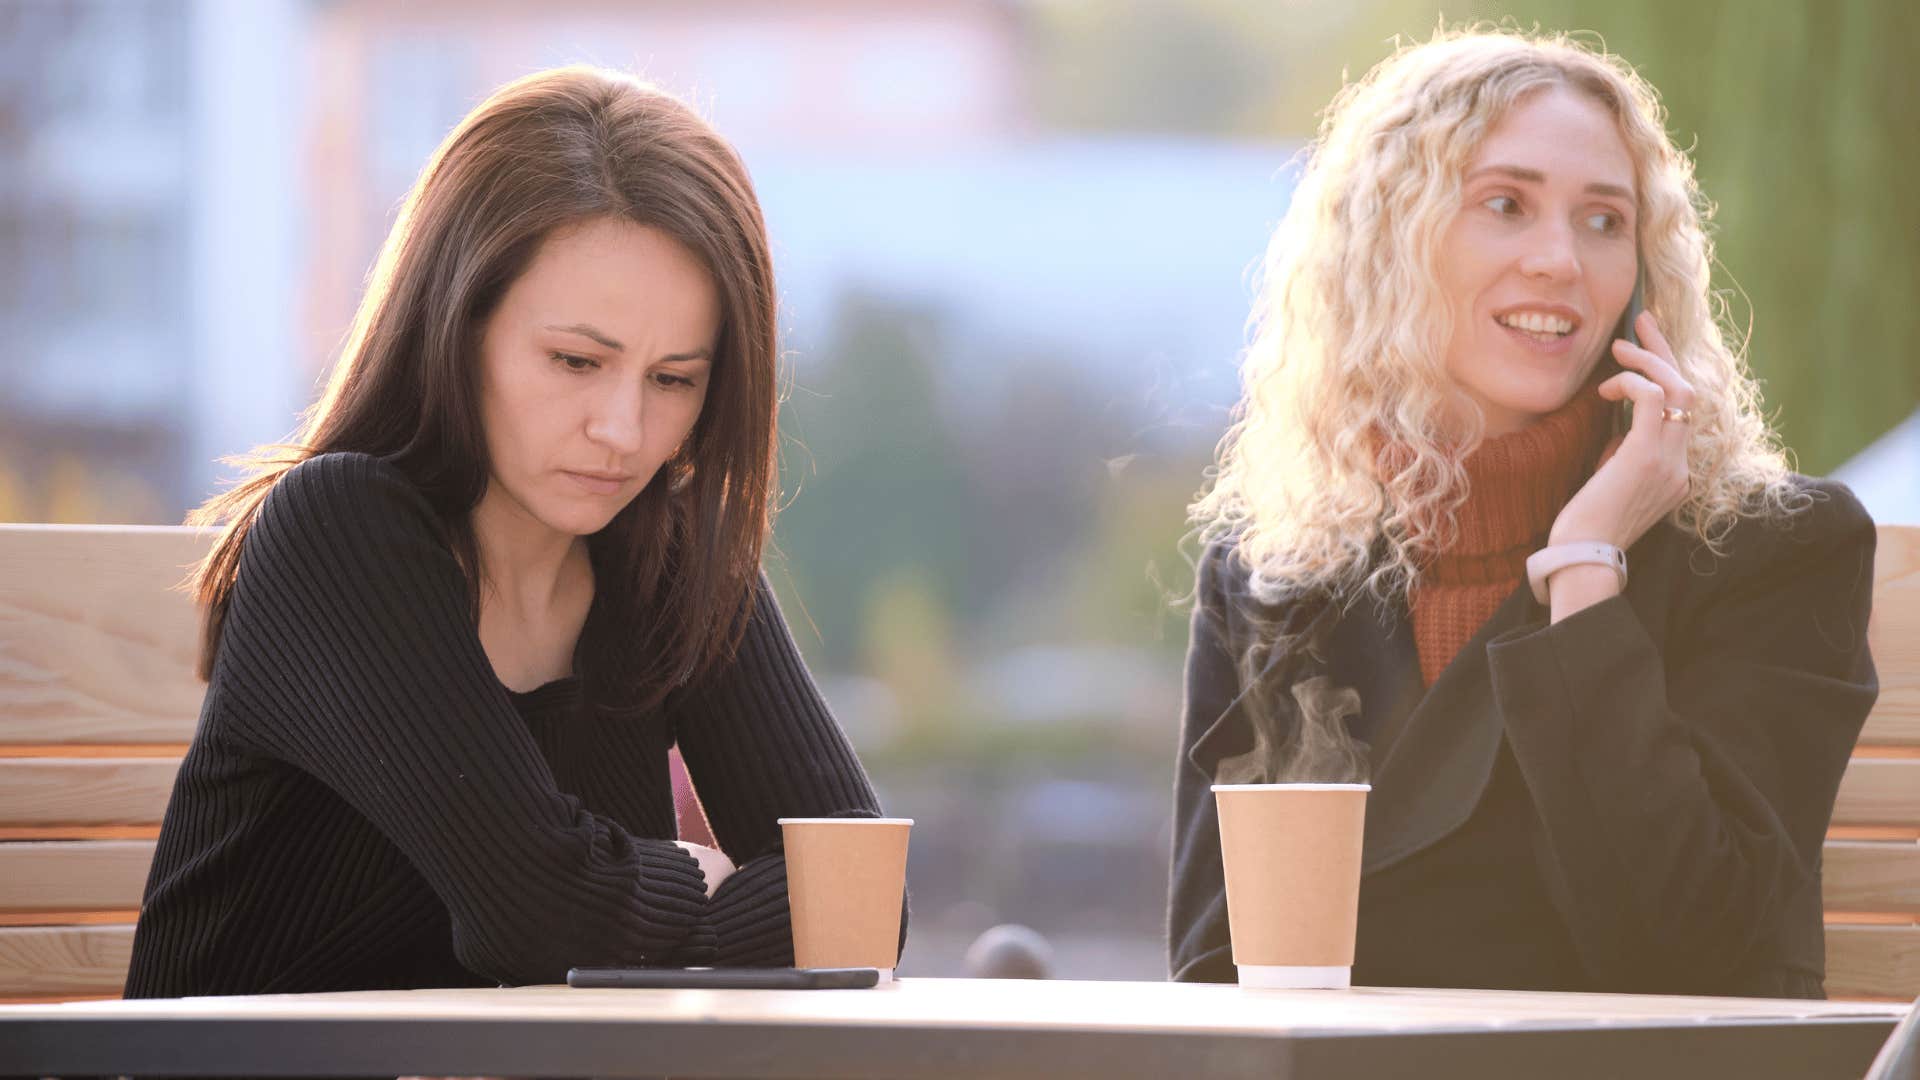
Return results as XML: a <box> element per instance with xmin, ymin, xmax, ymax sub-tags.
<box><xmin>1216</xmin><ymin>673</ymin><xmax>1369</xmax><ymax>786</ymax></box>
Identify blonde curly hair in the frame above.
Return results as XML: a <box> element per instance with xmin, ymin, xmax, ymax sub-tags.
<box><xmin>1192</xmin><ymin>27</ymin><xmax>1803</xmax><ymax>603</ymax></box>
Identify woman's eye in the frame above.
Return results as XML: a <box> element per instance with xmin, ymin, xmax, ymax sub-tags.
<box><xmin>552</xmin><ymin>351</ymin><xmax>599</xmax><ymax>373</ymax></box>
<box><xmin>1482</xmin><ymin>194</ymin><xmax>1520</xmax><ymax>216</ymax></box>
<box><xmin>652</xmin><ymin>371</ymin><xmax>697</xmax><ymax>390</ymax></box>
<box><xmin>1584</xmin><ymin>211</ymin><xmax>1624</xmax><ymax>234</ymax></box>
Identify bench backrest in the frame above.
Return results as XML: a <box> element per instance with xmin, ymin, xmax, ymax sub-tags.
<box><xmin>0</xmin><ymin>525</ymin><xmax>210</xmax><ymax>1002</ymax></box>
<box><xmin>1829</xmin><ymin>524</ymin><xmax>1920</xmax><ymax>1000</ymax></box>
<box><xmin>0</xmin><ymin>522</ymin><xmax>1916</xmax><ymax>1000</ymax></box>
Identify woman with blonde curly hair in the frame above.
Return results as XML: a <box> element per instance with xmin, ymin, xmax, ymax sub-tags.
<box><xmin>1169</xmin><ymin>29</ymin><xmax>1877</xmax><ymax>997</ymax></box>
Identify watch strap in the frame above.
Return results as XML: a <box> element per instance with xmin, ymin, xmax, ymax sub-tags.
<box><xmin>1525</xmin><ymin>542</ymin><xmax>1628</xmax><ymax>604</ymax></box>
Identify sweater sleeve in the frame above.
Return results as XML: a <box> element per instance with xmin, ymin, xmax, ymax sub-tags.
<box><xmin>668</xmin><ymin>576</ymin><xmax>894</xmax><ymax>967</ymax></box>
<box><xmin>1485</xmin><ymin>480</ymin><xmax>1878</xmax><ymax>992</ymax></box>
<box><xmin>212</xmin><ymin>452</ymin><xmax>709</xmax><ymax>985</ymax></box>
<box><xmin>1166</xmin><ymin>541</ymin><xmax>1244</xmax><ymax>983</ymax></box>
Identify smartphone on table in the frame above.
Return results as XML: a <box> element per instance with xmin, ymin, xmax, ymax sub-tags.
<box><xmin>567</xmin><ymin>966</ymin><xmax>881</xmax><ymax>990</ymax></box>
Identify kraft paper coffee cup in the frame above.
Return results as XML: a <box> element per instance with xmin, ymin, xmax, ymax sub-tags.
<box><xmin>779</xmin><ymin>817</ymin><xmax>912</xmax><ymax>982</ymax></box>
<box><xmin>1211</xmin><ymin>783</ymin><xmax>1369</xmax><ymax>989</ymax></box>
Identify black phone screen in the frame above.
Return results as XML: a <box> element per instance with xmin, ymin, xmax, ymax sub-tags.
<box><xmin>566</xmin><ymin>966</ymin><xmax>882</xmax><ymax>990</ymax></box>
<box><xmin>1612</xmin><ymin>265</ymin><xmax>1646</xmax><ymax>352</ymax></box>
<box><xmin>1600</xmin><ymin>264</ymin><xmax>1647</xmax><ymax>436</ymax></box>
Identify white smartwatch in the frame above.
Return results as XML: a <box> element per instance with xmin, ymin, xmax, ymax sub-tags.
<box><xmin>1525</xmin><ymin>542</ymin><xmax>1628</xmax><ymax>604</ymax></box>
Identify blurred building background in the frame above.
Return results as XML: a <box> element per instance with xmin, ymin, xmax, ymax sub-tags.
<box><xmin>2</xmin><ymin>0</ymin><xmax>1914</xmax><ymax>978</ymax></box>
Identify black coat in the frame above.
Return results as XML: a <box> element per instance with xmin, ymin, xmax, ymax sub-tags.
<box><xmin>1168</xmin><ymin>477</ymin><xmax>1878</xmax><ymax>997</ymax></box>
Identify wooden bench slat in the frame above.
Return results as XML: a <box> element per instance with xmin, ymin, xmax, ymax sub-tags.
<box><xmin>1824</xmin><ymin>839</ymin><xmax>1920</xmax><ymax>915</ymax></box>
<box><xmin>1865</xmin><ymin>524</ymin><xmax>1920</xmax><ymax>747</ymax></box>
<box><xmin>0</xmin><ymin>911</ymin><xmax>140</xmax><ymax>927</ymax></box>
<box><xmin>0</xmin><ymin>924</ymin><xmax>134</xmax><ymax>996</ymax></box>
<box><xmin>0</xmin><ymin>524</ymin><xmax>212</xmax><ymax>745</ymax></box>
<box><xmin>1831</xmin><ymin>825</ymin><xmax>1920</xmax><ymax>841</ymax></box>
<box><xmin>0</xmin><ymin>826</ymin><xmax>162</xmax><ymax>841</ymax></box>
<box><xmin>1832</xmin><ymin>757</ymin><xmax>1920</xmax><ymax>828</ymax></box>
<box><xmin>1824</xmin><ymin>912</ymin><xmax>1917</xmax><ymax>926</ymax></box>
<box><xmin>1858</xmin><ymin>526</ymin><xmax>1920</xmax><ymax>745</ymax></box>
<box><xmin>0</xmin><ymin>841</ymin><xmax>156</xmax><ymax>913</ymax></box>
<box><xmin>0</xmin><ymin>759</ymin><xmax>177</xmax><ymax>827</ymax></box>
<box><xmin>1864</xmin><ymin>709</ymin><xmax>1920</xmax><ymax>748</ymax></box>
<box><xmin>1825</xmin><ymin>923</ymin><xmax>1920</xmax><ymax>1000</ymax></box>
<box><xmin>0</xmin><ymin>744</ymin><xmax>191</xmax><ymax>758</ymax></box>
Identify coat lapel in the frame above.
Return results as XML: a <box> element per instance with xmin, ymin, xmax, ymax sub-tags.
<box><xmin>1324</xmin><ymin>594</ymin><xmax>1422</xmax><ymax>781</ymax></box>
<box><xmin>1353</xmin><ymin>582</ymin><xmax>1539</xmax><ymax>876</ymax></box>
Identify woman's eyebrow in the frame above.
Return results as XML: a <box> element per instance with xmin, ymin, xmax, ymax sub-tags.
<box><xmin>545</xmin><ymin>324</ymin><xmax>711</xmax><ymax>363</ymax></box>
<box><xmin>1467</xmin><ymin>164</ymin><xmax>1634</xmax><ymax>201</ymax></box>
<box><xmin>545</xmin><ymin>322</ymin><xmax>625</xmax><ymax>351</ymax></box>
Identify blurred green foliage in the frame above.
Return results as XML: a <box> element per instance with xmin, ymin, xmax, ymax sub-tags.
<box><xmin>772</xmin><ymin>291</ymin><xmax>1203</xmax><ymax>757</ymax></box>
<box><xmin>772</xmin><ymin>295</ymin><xmax>973</xmax><ymax>673</ymax></box>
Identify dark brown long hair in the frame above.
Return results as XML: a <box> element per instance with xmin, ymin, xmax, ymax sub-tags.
<box><xmin>188</xmin><ymin>66</ymin><xmax>779</xmax><ymax>713</ymax></box>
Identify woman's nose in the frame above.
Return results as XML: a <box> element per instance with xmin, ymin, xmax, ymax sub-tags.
<box><xmin>585</xmin><ymin>380</ymin><xmax>646</xmax><ymax>454</ymax></box>
<box><xmin>1517</xmin><ymin>222</ymin><xmax>1581</xmax><ymax>282</ymax></box>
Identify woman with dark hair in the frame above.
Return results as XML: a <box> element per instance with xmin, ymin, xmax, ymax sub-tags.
<box><xmin>127</xmin><ymin>66</ymin><xmax>890</xmax><ymax>997</ymax></box>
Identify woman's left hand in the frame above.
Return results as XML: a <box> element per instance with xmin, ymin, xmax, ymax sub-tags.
<box><xmin>1545</xmin><ymin>312</ymin><xmax>1695</xmax><ymax>615</ymax></box>
<box><xmin>673</xmin><ymin>840</ymin><xmax>737</xmax><ymax>897</ymax></box>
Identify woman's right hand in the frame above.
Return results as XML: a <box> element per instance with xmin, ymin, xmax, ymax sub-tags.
<box><xmin>673</xmin><ymin>840</ymin><xmax>736</xmax><ymax>897</ymax></box>
<box><xmin>1544</xmin><ymin>312</ymin><xmax>1696</xmax><ymax>622</ymax></box>
<box><xmin>1549</xmin><ymin>311</ymin><xmax>1696</xmax><ymax>553</ymax></box>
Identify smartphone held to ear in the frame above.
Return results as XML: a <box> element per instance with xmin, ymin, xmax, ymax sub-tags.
<box><xmin>1603</xmin><ymin>266</ymin><xmax>1646</xmax><ymax>435</ymax></box>
<box><xmin>1612</xmin><ymin>266</ymin><xmax>1645</xmax><ymax>352</ymax></box>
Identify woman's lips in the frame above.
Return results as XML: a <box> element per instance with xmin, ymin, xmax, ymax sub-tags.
<box><xmin>561</xmin><ymin>470</ymin><xmax>630</xmax><ymax>496</ymax></box>
<box><xmin>1494</xmin><ymin>317</ymin><xmax>1579</xmax><ymax>357</ymax></box>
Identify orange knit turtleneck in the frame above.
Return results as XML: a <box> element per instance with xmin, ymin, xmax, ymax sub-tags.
<box><xmin>1407</xmin><ymin>389</ymin><xmax>1614</xmax><ymax>686</ymax></box>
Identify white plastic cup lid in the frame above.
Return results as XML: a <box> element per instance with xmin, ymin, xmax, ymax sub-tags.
<box><xmin>1210</xmin><ymin>783</ymin><xmax>1370</xmax><ymax>792</ymax></box>
<box><xmin>777</xmin><ymin>817</ymin><xmax>915</xmax><ymax>825</ymax></box>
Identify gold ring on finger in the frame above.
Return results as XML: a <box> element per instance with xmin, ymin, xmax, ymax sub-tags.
<box><xmin>1661</xmin><ymin>406</ymin><xmax>1694</xmax><ymax>425</ymax></box>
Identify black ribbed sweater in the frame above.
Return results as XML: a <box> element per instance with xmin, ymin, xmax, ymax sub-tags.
<box><xmin>126</xmin><ymin>451</ymin><xmax>884</xmax><ymax>997</ymax></box>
